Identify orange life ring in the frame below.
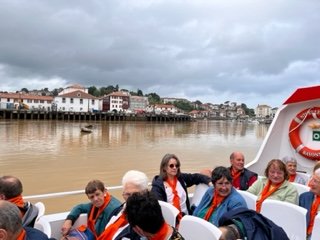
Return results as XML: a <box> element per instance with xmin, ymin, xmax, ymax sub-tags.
<box><xmin>289</xmin><ymin>107</ymin><xmax>320</xmax><ymax>161</ymax></box>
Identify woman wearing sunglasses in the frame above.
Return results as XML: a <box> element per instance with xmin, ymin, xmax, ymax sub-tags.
<box><xmin>151</xmin><ymin>153</ymin><xmax>211</xmax><ymax>221</ymax></box>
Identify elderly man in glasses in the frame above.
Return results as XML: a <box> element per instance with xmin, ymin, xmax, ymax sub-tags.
<box><xmin>98</xmin><ymin>170</ymin><xmax>149</xmax><ymax>240</ymax></box>
<box><xmin>299</xmin><ymin>168</ymin><xmax>320</xmax><ymax>239</ymax></box>
<box><xmin>151</xmin><ymin>153</ymin><xmax>211</xmax><ymax>220</ymax></box>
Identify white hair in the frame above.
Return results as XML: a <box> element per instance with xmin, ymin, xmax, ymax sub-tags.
<box><xmin>282</xmin><ymin>156</ymin><xmax>297</xmax><ymax>164</ymax></box>
<box><xmin>122</xmin><ymin>170</ymin><xmax>149</xmax><ymax>191</ymax></box>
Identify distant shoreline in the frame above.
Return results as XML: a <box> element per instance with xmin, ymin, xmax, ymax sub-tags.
<box><xmin>0</xmin><ymin>109</ymin><xmax>191</xmax><ymax>122</ymax></box>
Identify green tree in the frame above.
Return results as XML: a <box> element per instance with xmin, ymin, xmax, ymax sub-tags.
<box><xmin>88</xmin><ymin>86</ymin><xmax>100</xmax><ymax>96</ymax></box>
<box><xmin>173</xmin><ymin>100</ymin><xmax>195</xmax><ymax>112</ymax></box>
<box><xmin>21</xmin><ymin>88</ymin><xmax>29</xmax><ymax>93</ymax></box>
<box><xmin>146</xmin><ymin>92</ymin><xmax>161</xmax><ymax>104</ymax></box>
<box><xmin>137</xmin><ymin>89</ymin><xmax>143</xmax><ymax>96</ymax></box>
<box><xmin>241</xmin><ymin>103</ymin><xmax>255</xmax><ymax>117</ymax></box>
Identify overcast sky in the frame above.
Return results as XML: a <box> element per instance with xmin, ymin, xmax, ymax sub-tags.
<box><xmin>0</xmin><ymin>0</ymin><xmax>319</xmax><ymax>108</ymax></box>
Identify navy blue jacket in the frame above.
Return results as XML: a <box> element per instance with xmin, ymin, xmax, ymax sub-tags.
<box><xmin>25</xmin><ymin>227</ymin><xmax>55</xmax><ymax>240</ymax></box>
<box><xmin>151</xmin><ymin>173</ymin><xmax>211</xmax><ymax>214</ymax></box>
<box><xmin>218</xmin><ymin>207</ymin><xmax>289</xmax><ymax>240</ymax></box>
<box><xmin>103</xmin><ymin>203</ymin><xmax>141</xmax><ymax>240</ymax></box>
<box><xmin>299</xmin><ymin>191</ymin><xmax>314</xmax><ymax>228</ymax></box>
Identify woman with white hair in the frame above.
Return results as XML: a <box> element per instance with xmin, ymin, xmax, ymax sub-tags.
<box><xmin>299</xmin><ymin>168</ymin><xmax>320</xmax><ymax>239</ymax></box>
<box><xmin>98</xmin><ymin>170</ymin><xmax>149</xmax><ymax>240</ymax></box>
<box><xmin>282</xmin><ymin>156</ymin><xmax>306</xmax><ymax>185</ymax></box>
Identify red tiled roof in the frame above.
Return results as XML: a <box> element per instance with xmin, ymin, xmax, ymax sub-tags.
<box><xmin>58</xmin><ymin>90</ymin><xmax>97</xmax><ymax>99</ymax></box>
<box><xmin>107</xmin><ymin>91</ymin><xmax>130</xmax><ymax>97</ymax></box>
<box><xmin>155</xmin><ymin>104</ymin><xmax>175</xmax><ymax>108</ymax></box>
<box><xmin>0</xmin><ymin>92</ymin><xmax>53</xmax><ymax>101</ymax></box>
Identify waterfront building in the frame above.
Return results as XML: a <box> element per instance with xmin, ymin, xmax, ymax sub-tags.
<box><xmin>54</xmin><ymin>86</ymin><xmax>99</xmax><ymax>112</ymax></box>
<box><xmin>161</xmin><ymin>97</ymin><xmax>189</xmax><ymax>104</ymax></box>
<box><xmin>129</xmin><ymin>96</ymin><xmax>149</xmax><ymax>113</ymax></box>
<box><xmin>0</xmin><ymin>92</ymin><xmax>53</xmax><ymax>110</ymax></box>
<box><xmin>102</xmin><ymin>91</ymin><xmax>130</xmax><ymax>112</ymax></box>
<box><xmin>154</xmin><ymin>104</ymin><xmax>178</xmax><ymax>114</ymax></box>
<box><xmin>255</xmin><ymin>104</ymin><xmax>272</xmax><ymax>118</ymax></box>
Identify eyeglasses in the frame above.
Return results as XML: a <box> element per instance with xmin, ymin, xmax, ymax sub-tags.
<box><xmin>169</xmin><ymin>164</ymin><xmax>180</xmax><ymax>169</ymax></box>
<box><xmin>310</xmin><ymin>176</ymin><xmax>320</xmax><ymax>185</ymax></box>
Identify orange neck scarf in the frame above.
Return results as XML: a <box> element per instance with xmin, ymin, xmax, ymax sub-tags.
<box><xmin>8</xmin><ymin>195</ymin><xmax>25</xmax><ymax>217</ymax></box>
<box><xmin>150</xmin><ymin>222</ymin><xmax>170</xmax><ymax>240</ymax></box>
<box><xmin>166</xmin><ymin>177</ymin><xmax>182</xmax><ymax>220</ymax></box>
<box><xmin>87</xmin><ymin>193</ymin><xmax>112</xmax><ymax>236</ymax></box>
<box><xmin>204</xmin><ymin>189</ymin><xmax>225</xmax><ymax>221</ymax></box>
<box><xmin>231</xmin><ymin>168</ymin><xmax>242</xmax><ymax>182</ymax></box>
<box><xmin>307</xmin><ymin>195</ymin><xmax>320</xmax><ymax>235</ymax></box>
<box><xmin>256</xmin><ymin>180</ymin><xmax>284</xmax><ymax>212</ymax></box>
<box><xmin>17</xmin><ymin>228</ymin><xmax>26</xmax><ymax>240</ymax></box>
<box><xmin>8</xmin><ymin>194</ymin><xmax>25</xmax><ymax>209</ymax></box>
<box><xmin>289</xmin><ymin>174</ymin><xmax>296</xmax><ymax>182</ymax></box>
<box><xmin>98</xmin><ymin>212</ymin><xmax>128</xmax><ymax>240</ymax></box>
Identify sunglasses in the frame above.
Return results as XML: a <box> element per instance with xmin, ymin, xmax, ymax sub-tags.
<box><xmin>169</xmin><ymin>164</ymin><xmax>180</xmax><ymax>169</ymax></box>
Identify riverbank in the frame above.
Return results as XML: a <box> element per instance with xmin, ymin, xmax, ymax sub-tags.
<box><xmin>0</xmin><ymin>109</ymin><xmax>191</xmax><ymax>122</ymax></box>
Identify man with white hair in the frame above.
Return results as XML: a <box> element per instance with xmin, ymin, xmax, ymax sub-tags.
<box><xmin>299</xmin><ymin>168</ymin><xmax>320</xmax><ymax>239</ymax></box>
<box><xmin>98</xmin><ymin>170</ymin><xmax>149</xmax><ymax>240</ymax></box>
<box><xmin>282</xmin><ymin>156</ymin><xmax>306</xmax><ymax>185</ymax></box>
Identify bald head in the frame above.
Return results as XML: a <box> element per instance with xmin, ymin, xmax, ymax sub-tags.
<box><xmin>0</xmin><ymin>176</ymin><xmax>23</xmax><ymax>200</ymax></box>
<box><xmin>230</xmin><ymin>152</ymin><xmax>245</xmax><ymax>171</ymax></box>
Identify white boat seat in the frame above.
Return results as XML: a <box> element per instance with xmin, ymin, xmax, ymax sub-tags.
<box><xmin>260</xmin><ymin>199</ymin><xmax>307</xmax><ymax>240</ymax></box>
<box><xmin>311</xmin><ymin>214</ymin><xmax>320</xmax><ymax>240</ymax></box>
<box><xmin>237</xmin><ymin>190</ymin><xmax>257</xmax><ymax>210</ymax></box>
<box><xmin>179</xmin><ymin>215</ymin><xmax>222</xmax><ymax>240</ymax></box>
<box><xmin>41</xmin><ymin>212</ymin><xmax>87</xmax><ymax>240</ymax></box>
<box><xmin>190</xmin><ymin>183</ymin><xmax>209</xmax><ymax>208</ymax></box>
<box><xmin>291</xmin><ymin>182</ymin><xmax>310</xmax><ymax>195</ymax></box>
<box><xmin>158</xmin><ymin>200</ymin><xmax>180</xmax><ymax>227</ymax></box>
<box><xmin>34</xmin><ymin>216</ymin><xmax>52</xmax><ymax>237</ymax></box>
<box><xmin>34</xmin><ymin>201</ymin><xmax>46</xmax><ymax>221</ymax></box>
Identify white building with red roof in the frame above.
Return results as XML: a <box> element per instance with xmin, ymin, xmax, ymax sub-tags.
<box><xmin>0</xmin><ymin>92</ymin><xmax>53</xmax><ymax>110</ymax></box>
<box><xmin>54</xmin><ymin>85</ymin><xmax>99</xmax><ymax>112</ymax></box>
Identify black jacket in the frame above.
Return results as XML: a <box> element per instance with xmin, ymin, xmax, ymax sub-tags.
<box><xmin>151</xmin><ymin>173</ymin><xmax>210</xmax><ymax>214</ymax></box>
<box><xmin>218</xmin><ymin>207</ymin><xmax>289</xmax><ymax>240</ymax></box>
<box><xmin>104</xmin><ymin>204</ymin><xmax>141</xmax><ymax>240</ymax></box>
<box><xmin>228</xmin><ymin>167</ymin><xmax>257</xmax><ymax>190</ymax></box>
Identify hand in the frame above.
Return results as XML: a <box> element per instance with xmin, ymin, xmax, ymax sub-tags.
<box><xmin>200</xmin><ymin>168</ymin><xmax>212</xmax><ymax>178</ymax></box>
<box><xmin>61</xmin><ymin>220</ymin><xmax>72</xmax><ymax>236</ymax></box>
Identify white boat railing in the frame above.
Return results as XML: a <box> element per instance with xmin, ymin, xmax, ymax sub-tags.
<box><xmin>23</xmin><ymin>185</ymin><xmax>124</xmax><ymax>200</ymax></box>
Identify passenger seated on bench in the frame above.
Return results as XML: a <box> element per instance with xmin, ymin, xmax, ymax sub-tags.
<box><xmin>98</xmin><ymin>170</ymin><xmax>149</xmax><ymax>240</ymax></box>
<box><xmin>0</xmin><ymin>200</ymin><xmax>53</xmax><ymax>240</ymax></box>
<box><xmin>282</xmin><ymin>156</ymin><xmax>306</xmax><ymax>185</ymax></box>
<box><xmin>61</xmin><ymin>179</ymin><xmax>121</xmax><ymax>238</ymax></box>
<box><xmin>299</xmin><ymin>168</ymin><xmax>320</xmax><ymax>239</ymax></box>
<box><xmin>151</xmin><ymin>153</ymin><xmax>211</xmax><ymax>218</ymax></box>
<box><xmin>247</xmin><ymin>159</ymin><xmax>298</xmax><ymax>212</ymax></box>
<box><xmin>218</xmin><ymin>207</ymin><xmax>289</xmax><ymax>240</ymax></box>
<box><xmin>125</xmin><ymin>191</ymin><xmax>185</xmax><ymax>240</ymax></box>
<box><xmin>0</xmin><ymin>175</ymin><xmax>39</xmax><ymax>227</ymax></box>
<box><xmin>228</xmin><ymin>151</ymin><xmax>258</xmax><ymax>190</ymax></box>
<box><xmin>193</xmin><ymin>166</ymin><xmax>247</xmax><ymax>226</ymax></box>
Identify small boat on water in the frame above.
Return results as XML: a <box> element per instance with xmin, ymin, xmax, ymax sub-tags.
<box><xmin>80</xmin><ymin>127</ymin><xmax>92</xmax><ymax>133</ymax></box>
